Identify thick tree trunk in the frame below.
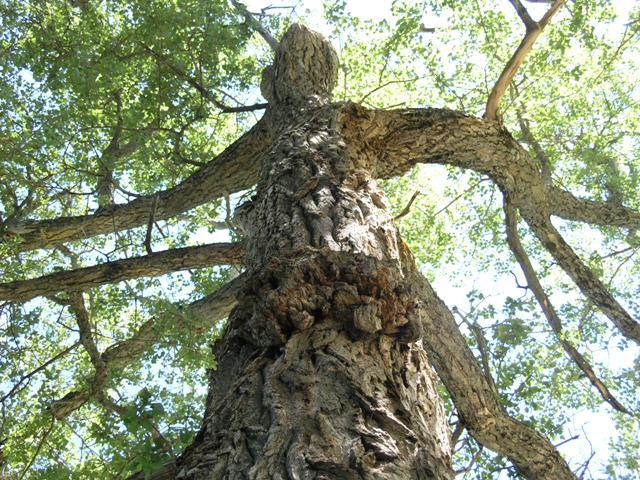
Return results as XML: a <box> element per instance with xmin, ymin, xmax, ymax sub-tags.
<box><xmin>175</xmin><ymin>25</ymin><xmax>453</xmax><ymax>479</ymax></box>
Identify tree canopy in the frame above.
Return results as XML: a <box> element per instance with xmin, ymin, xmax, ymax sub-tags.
<box><xmin>0</xmin><ymin>0</ymin><xmax>639</xmax><ymax>478</ymax></box>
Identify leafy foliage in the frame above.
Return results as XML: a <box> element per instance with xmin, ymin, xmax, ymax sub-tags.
<box><xmin>1</xmin><ymin>0</ymin><xmax>639</xmax><ymax>479</ymax></box>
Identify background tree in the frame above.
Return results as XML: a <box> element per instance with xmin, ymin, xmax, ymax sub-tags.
<box><xmin>0</xmin><ymin>0</ymin><xmax>639</xmax><ymax>478</ymax></box>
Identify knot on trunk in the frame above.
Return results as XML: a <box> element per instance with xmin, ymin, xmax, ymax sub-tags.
<box><xmin>261</xmin><ymin>24</ymin><xmax>338</xmax><ymax>107</ymax></box>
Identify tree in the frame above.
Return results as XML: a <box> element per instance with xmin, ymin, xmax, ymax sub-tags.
<box><xmin>1</xmin><ymin>0</ymin><xmax>639</xmax><ymax>479</ymax></box>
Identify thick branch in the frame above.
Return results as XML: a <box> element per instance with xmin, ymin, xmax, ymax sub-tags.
<box><xmin>1</xmin><ymin>120</ymin><xmax>271</xmax><ymax>254</ymax></box>
<box><xmin>504</xmin><ymin>197</ymin><xmax>629</xmax><ymax>413</ymax></box>
<box><xmin>356</xmin><ymin>105</ymin><xmax>640</xmax><ymax>344</ymax></box>
<box><xmin>0</xmin><ymin>242</ymin><xmax>244</xmax><ymax>303</ymax></box>
<box><xmin>549</xmin><ymin>187</ymin><xmax>640</xmax><ymax>229</ymax></box>
<box><xmin>404</xmin><ymin>261</ymin><xmax>576</xmax><ymax>479</ymax></box>
<box><xmin>524</xmin><ymin>214</ymin><xmax>640</xmax><ymax>345</ymax></box>
<box><xmin>50</xmin><ymin>274</ymin><xmax>244</xmax><ymax>420</ymax></box>
<box><xmin>230</xmin><ymin>0</ymin><xmax>279</xmax><ymax>51</ymax></box>
<box><xmin>484</xmin><ymin>0</ymin><xmax>566</xmax><ymax>120</ymax></box>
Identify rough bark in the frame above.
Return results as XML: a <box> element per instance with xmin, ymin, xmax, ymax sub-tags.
<box><xmin>172</xmin><ymin>24</ymin><xmax>575</xmax><ymax>480</ymax></box>
<box><xmin>176</xmin><ymin>25</ymin><xmax>453</xmax><ymax>480</ymax></box>
<box><xmin>0</xmin><ymin>242</ymin><xmax>244</xmax><ymax>302</ymax></box>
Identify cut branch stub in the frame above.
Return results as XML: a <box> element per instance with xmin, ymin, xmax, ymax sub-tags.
<box><xmin>261</xmin><ymin>24</ymin><xmax>339</xmax><ymax>107</ymax></box>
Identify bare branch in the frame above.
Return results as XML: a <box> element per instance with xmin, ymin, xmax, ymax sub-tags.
<box><xmin>524</xmin><ymin>213</ymin><xmax>640</xmax><ymax>345</ymax></box>
<box><xmin>143</xmin><ymin>45</ymin><xmax>268</xmax><ymax>113</ymax></box>
<box><xmin>484</xmin><ymin>0</ymin><xmax>566</xmax><ymax>120</ymax></box>
<box><xmin>144</xmin><ymin>194</ymin><xmax>159</xmax><ymax>254</ymax></box>
<box><xmin>0</xmin><ymin>242</ymin><xmax>244</xmax><ymax>303</ymax></box>
<box><xmin>515</xmin><ymin>108</ymin><xmax>553</xmax><ymax>182</ymax></box>
<box><xmin>504</xmin><ymin>196</ymin><xmax>629</xmax><ymax>413</ymax></box>
<box><xmin>18</xmin><ymin>417</ymin><xmax>56</xmax><ymax>480</ymax></box>
<box><xmin>1</xmin><ymin>120</ymin><xmax>271</xmax><ymax>254</ymax></box>
<box><xmin>394</xmin><ymin>190</ymin><xmax>422</xmax><ymax>220</ymax></box>
<box><xmin>230</xmin><ymin>0</ymin><xmax>280</xmax><ymax>51</ymax></box>
<box><xmin>0</xmin><ymin>341</ymin><xmax>80</xmax><ymax>403</ymax></box>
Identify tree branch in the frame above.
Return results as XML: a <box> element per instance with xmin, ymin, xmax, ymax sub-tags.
<box><xmin>549</xmin><ymin>187</ymin><xmax>640</xmax><ymax>229</ymax></box>
<box><xmin>404</xmin><ymin>259</ymin><xmax>576</xmax><ymax>479</ymax></box>
<box><xmin>230</xmin><ymin>0</ymin><xmax>280</xmax><ymax>51</ymax></box>
<box><xmin>355</xmin><ymin>104</ymin><xmax>640</xmax><ymax>348</ymax></box>
<box><xmin>509</xmin><ymin>0</ymin><xmax>536</xmax><ymax>31</ymax></box>
<box><xmin>524</xmin><ymin>213</ymin><xmax>640</xmax><ymax>345</ymax></box>
<box><xmin>49</xmin><ymin>274</ymin><xmax>244</xmax><ymax>420</ymax></box>
<box><xmin>1</xmin><ymin>119</ymin><xmax>272</xmax><ymax>254</ymax></box>
<box><xmin>0</xmin><ymin>242</ymin><xmax>244</xmax><ymax>303</ymax></box>
<box><xmin>484</xmin><ymin>0</ymin><xmax>566</xmax><ymax>120</ymax></box>
<box><xmin>0</xmin><ymin>341</ymin><xmax>80</xmax><ymax>403</ymax></box>
<box><xmin>143</xmin><ymin>45</ymin><xmax>268</xmax><ymax>113</ymax></box>
<box><xmin>504</xmin><ymin>196</ymin><xmax>629</xmax><ymax>413</ymax></box>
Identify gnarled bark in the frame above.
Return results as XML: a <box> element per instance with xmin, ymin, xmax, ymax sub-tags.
<box><xmin>173</xmin><ymin>24</ymin><xmax>575</xmax><ymax>480</ymax></box>
<box><xmin>176</xmin><ymin>25</ymin><xmax>453</xmax><ymax>479</ymax></box>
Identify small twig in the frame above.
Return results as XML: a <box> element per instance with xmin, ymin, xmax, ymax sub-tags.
<box><xmin>554</xmin><ymin>434</ymin><xmax>579</xmax><ymax>448</ymax></box>
<box><xmin>484</xmin><ymin>0</ymin><xmax>566</xmax><ymax>120</ymax></box>
<box><xmin>454</xmin><ymin>444</ymin><xmax>484</xmax><ymax>474</ymax></box>
<box><xmin>0</xmin><ymin>341</ymin><xmax>80</xmax><ymax>403</ymax></box>
<box><xmin>394</xmin><ymin>191</ymin><xmax>422</xmax><ymax>220</ymax></box>
<box><xmin>359</xmin><ymin>77</ymin><xmax>421</xmax><ymax>104</ymax></box>
<box><xmin>451</xmin><ymin>419</ymin><xmax>466</xmax><ymax>446</ymax></box>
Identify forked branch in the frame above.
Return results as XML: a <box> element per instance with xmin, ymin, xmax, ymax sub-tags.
<box><xmin>484</xmin><ymin>0</ymin><xmax>566</xmax><ymax>120</ymax></box>
<box><xmin>504</xmin><ymin>196</ymin><xmax>629</xmax><ymax>413</ymax></box>
<box><xmin>50</xmin><ymin>274</ymin><xmax>244</xmax><ymax>420</ymax></box>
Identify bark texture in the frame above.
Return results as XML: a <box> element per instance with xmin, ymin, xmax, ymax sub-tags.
<box><xmin>176</xmin><ymin>25</ymin><xmax>453</xmax><ymax>480</ymax></box>
<box><xmin>0</xmin><ymin>242</ymin><xmax>244</xmax><ymax>302</ymax></box>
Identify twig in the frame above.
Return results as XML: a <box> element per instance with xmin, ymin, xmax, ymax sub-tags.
<box><xmin>394</xmin><ymin>191</ymin><xmax>422</xmax><ymax>220</ymax></box>
<box><xmin>484</xmin><ymin>0</ymin><xmax>566</xmax><ymax>120</ymax></box>
<box><xmin>0</xmin><ymin>341</ymin><xmax>80</xmax><ymax>403</ymax></box>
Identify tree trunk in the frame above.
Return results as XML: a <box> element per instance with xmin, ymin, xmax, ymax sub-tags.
<box><xmin>175</xmin><ymin>25</ymin><xmax>453</xmax><ymax>480</ymax></box>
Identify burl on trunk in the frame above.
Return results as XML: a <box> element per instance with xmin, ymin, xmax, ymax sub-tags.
<box><xmin>177</xmin><ymin>25</ymin><xmax>453</xmax><ymax>479</ymax></box>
